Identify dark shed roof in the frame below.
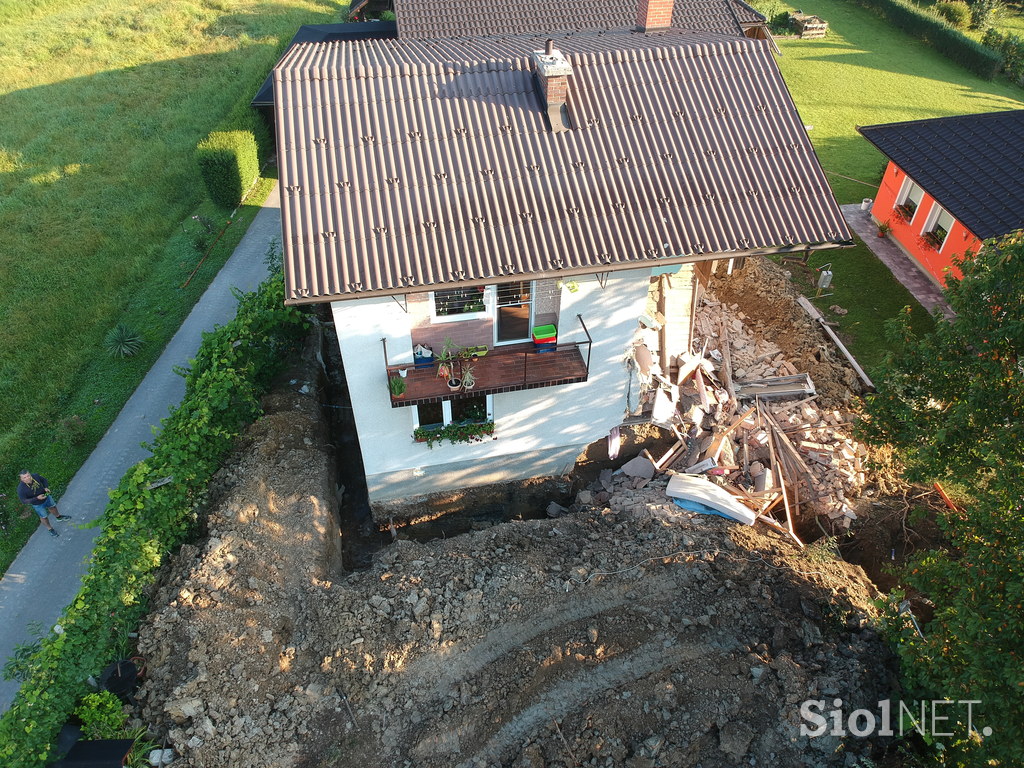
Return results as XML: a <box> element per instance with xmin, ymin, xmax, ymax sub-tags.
<box><xmin>251</xmin><ymin>22</ymin><xmax>398</xmax><ymax>108</ymax></box>
<box><xmin>858</xmin><ymin>110</ymin><xmax>1024</xmax><ymax>241</ymax></box>
<box><xmin>393</xmin><ymin>0</ymin><xmax>759</xmax><ymax>38</ymax></box>
<box><xmin>274</xmin><ymin>32</ymin><xmax>851</xmax><ymax>305</ymax></box>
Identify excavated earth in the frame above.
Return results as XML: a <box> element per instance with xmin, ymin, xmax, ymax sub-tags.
<box><xmin>133</xmin><ymin>259</ymin><xmax>905</xmax><ymax>768</ymax></box>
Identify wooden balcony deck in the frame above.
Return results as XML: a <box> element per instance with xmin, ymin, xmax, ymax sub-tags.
<box><xmin>388</xmin><ymin>342</ymin><xmax>589</xmax><ymax>408</ymax></box>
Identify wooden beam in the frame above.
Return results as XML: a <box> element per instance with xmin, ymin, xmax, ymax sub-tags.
<box><xmin>797</xmin><ymin>296</ymin><xmax>875</xmax><ymax>390</ymax></box>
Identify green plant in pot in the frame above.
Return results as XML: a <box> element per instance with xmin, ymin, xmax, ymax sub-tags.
<box><xmin>461</xmin><ymin>365</ymin><xmax>477</xmax><ymax>390</ymax></box>
<box><xmin>877</xmin><ymin>219</ymin><xmax>893</xmax><ymax>237</ymax></box>
<box><xmin>435</xmin><ymin>336</ymin><xmax>467</xmax><ymax>389</ymax></box>
<box><xmin>389</xmin><ymin>375</ymin><xmax>406</xmax><ymax>399</ymax></box>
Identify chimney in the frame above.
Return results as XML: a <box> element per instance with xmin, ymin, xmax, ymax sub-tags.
<box><xmin>637</xmin><ymin>0</ymin><xmax>675</xmax><ymax>31</ymax></box>
<box><xmin>531</xmin><ymin>40</ymin><xmax>573</xmax><ymax>132</ymax></box>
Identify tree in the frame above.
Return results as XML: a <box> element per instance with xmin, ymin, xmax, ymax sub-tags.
<box><xmin>862</xmin><ymin>232</ymin><xmax>1024</xmax><ymax>765</ymax></box>
<box><xmin>861</xmin><ymin>231</ymin><xmax>1024</xmax><ymax>497</ymax></box>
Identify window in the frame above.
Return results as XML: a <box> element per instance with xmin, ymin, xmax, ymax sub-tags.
<box><xmin>494</xmin><ymin>281</ymin><xmax>534</xmax><ymax>344</ymax></box>
<box><xmin>430</xmin><ymin>287</ymin><xmax>489</xmax><ymax>323</ymax></box>
<box><xmin>414</xmin><ymin>395</ymin><xmax>492</xmax><ymax>431</ymax></box>
<box><xmin>923</xmin><ymin>206</ymin><xmax>956</xmax><ymax>250</ymax></box>
<box><xmin>896</xmin><ymin>180</ymin><xmax>925</xmax><ymax>222</ymax></box>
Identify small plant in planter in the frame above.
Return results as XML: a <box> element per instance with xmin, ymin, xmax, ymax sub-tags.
<box><xmin>414</xmin><ymin>421</ymin><xmax>495</xmax><ymax>449</ymax></box>
<box><xmin>389</xmin><ymin>375</ymin><xmax>406</xmax><ymax>399</ymax></box>
<box><xmin>461</xmin><ymin>365</ymin><xmax>477</xmax><ymax>390</ymax></box>
<box><xmin>877</xmin><ymin>219</ymin><xmax>893</xmax><ymax>237</ymax></box>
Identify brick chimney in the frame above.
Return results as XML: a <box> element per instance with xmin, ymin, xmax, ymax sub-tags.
<box><xmin>531</xmin><ymin>40</ymin><xmax>573</xmax><ymax>132</ymax></box>
<box><xmin>637</xmin><ymin>0</ymin><xmax>675</xmax><ymax>31</ymax></box>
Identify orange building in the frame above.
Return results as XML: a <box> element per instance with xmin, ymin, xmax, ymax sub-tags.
<box><xmin>858</xmin><ymin>111</ymin><xmax>1024</xmax><ymax>288</ymax></box>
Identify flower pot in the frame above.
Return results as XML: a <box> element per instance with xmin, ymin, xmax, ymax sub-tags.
<box><xmin>447</xmin><ymin>378</ymin><xmax>462</xmax><ymax>390</ymax></box>
<box><xmin>861</xmin><ymin>198</ymin><xmax>872</xmax><ymax>211</ymax></box>
<box><xmin>877</xmin><ymin>231</ymin><xmax>886</xmax><ymax>238</ymax></box>
<box><xmin>392</xmin><ymin>392</ymin><xmax>405</xmax><ymax>400</ymax></box>
<box><xmin>463</xmin><ymin>382</ymin><xmax>475</xmax><ymax>390</ymax></box>
<box><xmin>398</xmin><ymin>368</ymin><xmax>408</xmax><ymax>378</ymax></box>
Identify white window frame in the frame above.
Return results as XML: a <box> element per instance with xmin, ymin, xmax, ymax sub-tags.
<box><xmin>921</xmin><ymin>203</ymin><xmax>955</xmax><ymax>250</ymax></box>
<box><xmin>896</xmin><ymin>178</ymin><xmax>925</xmax><ymax>223</ymax></box>
<box><xmin>429</xmin><ymin>286</ymin><xmax>493</xmax><ymax>324</ymax></box>
<box><xmin>412</xmin><ymin>394</ymin><xmax>494</xmax><ymax>431</ymax></box>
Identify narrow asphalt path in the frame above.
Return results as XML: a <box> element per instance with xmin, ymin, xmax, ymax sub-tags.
<box><xmin>0</xmin><ymin>185</ymin><xmax>280</xmax><ymax>711</ymax></box>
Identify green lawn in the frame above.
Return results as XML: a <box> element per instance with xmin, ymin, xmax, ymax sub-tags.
<box><xmin>0</xmin><ymin>0</ymin><xmax>345</xmax><ymax>573</ymax></box>
<box><xmin>772</xmin><ymin>0</ymin><xmax>1024</xmax><ymax>204</ymax></box>
<box><xmin>774</xmin><ymin>237</ymin><xmax>937</xmax><ymax>374</ymax></box>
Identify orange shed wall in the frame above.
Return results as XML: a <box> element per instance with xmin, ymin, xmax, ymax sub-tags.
<box><xmin>870</xmin><ymin>161</ymin><xmax>979</xmax><ymax>287</ymax></box>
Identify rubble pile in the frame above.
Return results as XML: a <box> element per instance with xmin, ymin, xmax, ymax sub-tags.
<box><xmin>626</xmin><ymin>286</ymin><xmax>869</xmax><ymax>546</ymax></box>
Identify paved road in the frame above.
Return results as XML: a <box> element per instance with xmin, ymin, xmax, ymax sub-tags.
<box><xmin>0</xmin><ymin>185</ymin><xmax>280</xmax><ymax>711</ymax></box>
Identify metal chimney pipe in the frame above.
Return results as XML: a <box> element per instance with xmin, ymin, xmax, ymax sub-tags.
<box><xmin>546</xmin><ymin>39</ymin><xmax>554</xmax><ymax>55</ymax></box>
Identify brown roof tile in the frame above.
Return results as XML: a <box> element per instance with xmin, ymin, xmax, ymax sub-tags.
<box><xmin>275</xmin><ymin>32</ymin><xmax>850</xmax><ymax>304</ymax></box>
<box><xmin>394</xmin><ymin>0</ymin><xmax>755</xmax><ymax>38</ymax></box>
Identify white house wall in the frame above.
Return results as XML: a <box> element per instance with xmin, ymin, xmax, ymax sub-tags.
<box><xmin>330</xmin><ymin>270</ymin><xmax>651</xmax><ymax>505</ymax></box>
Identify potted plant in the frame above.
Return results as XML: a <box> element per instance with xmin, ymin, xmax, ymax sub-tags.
<box><xmin>877</xmin><ymin>219</ymin><xmax>892</xmax><ymax>237</ymax></box>
<box><xmin>435</xmin><ymin>336</ymin><xmax>466</xmax><ymax>389</ymax></box>
<box><xmin>461</xmin><ymin>365</ymin><xmax>477</xmax><ymax>390</ymax></box>
<box><xmin>389</xmin><ymin>376</ymin><xmax>406</xmax><ymax>399</ymax></box>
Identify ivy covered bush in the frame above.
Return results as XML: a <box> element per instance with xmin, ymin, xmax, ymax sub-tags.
<box><xmin>0</xmin><ymin>266</ymin><xmax>306</xmax><ymax>768</ymax></box>
<box><xmin>196</xmin><ymin>130</ymin><xmax>259</xmax><ymax>209</ymax></box>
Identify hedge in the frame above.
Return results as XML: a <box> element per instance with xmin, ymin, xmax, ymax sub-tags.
<box><xmin>0</xmin><ymin>270</ymin><xmax>307</xmax><ymax>768</ymax></box>
<box><xmin>196</xmin><ymin>130</ymin><xmax>259</xmax><ymax>209</ymax></box>
<box><xmin>849</xmin><ymin>0</ymin><xmax>1002</xmax><ymax>79</ymax></box>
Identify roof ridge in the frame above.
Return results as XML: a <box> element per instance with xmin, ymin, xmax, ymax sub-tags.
<box><xmin>277</xmin><ymin>35</ymin><xmax>753</xmax><ymax>81</ymax></box>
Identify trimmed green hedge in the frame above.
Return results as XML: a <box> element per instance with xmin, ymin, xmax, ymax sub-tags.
<box><xmin>196</xmin><ymin>130</ymin><xmax>259</xmax><ymax>209</ymax></box>
<box><xmin>0</xmin><ymin>271</ymin><xmax>306</xmax><ymax>768</ymax></box>
<box><xmin>849</xmin><ymin>0</ymin><xmax>1002</xmax><ymax>79</ymax></box>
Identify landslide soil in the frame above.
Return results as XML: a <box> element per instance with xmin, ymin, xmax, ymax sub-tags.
<box><xmin>133</xmin><ymin>259</ymin><xmax>918</xmax><ymax>768</ymax></box>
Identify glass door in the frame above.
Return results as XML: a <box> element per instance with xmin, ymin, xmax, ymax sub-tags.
<box><xmin>494</xmin><ymin>281</ymin><xmax>533</xmax><ymax>344</ymax></box>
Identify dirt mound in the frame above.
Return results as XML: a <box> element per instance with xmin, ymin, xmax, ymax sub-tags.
<box><xmin>135</xmin><ymin>386</ymin><xmax>899</xmax><ymax>768</ymax></box>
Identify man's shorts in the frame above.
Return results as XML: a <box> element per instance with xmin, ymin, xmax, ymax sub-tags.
<box><xmin>30</xmin><ymin>496</ymin><xmax>56</xmax><ymax>518</ymax></box>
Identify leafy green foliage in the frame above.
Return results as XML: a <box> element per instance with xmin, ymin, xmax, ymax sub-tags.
<box><xmin>74</xmin><ymin>690</ymin><xmax>126</xmax><ymax>740</ymax></box>
<box><xmin>861</xmin><ymin>232</ymin><xmax>1024</xmax><ymax>496</ymax></box>
<box><xmin>972</xmin><ymin>0</ymin><xmax>1008</xmax><ymax>31</ymax></box>
<box><xmin>983</xmin><ymin>27</ymin><xmax>1024</xmax><ymax>83</ymax></box>
<box><xmin>0</xmin><ymin>269</ymin><xmax>307</xmax><ymax>768</ymax></box>
<box><xmin>846</xmin><ymin>0</ymin><xmax>1002</xmax><ymax>77</ymax></box>
<box><xmin>379</xmin><ymin>10</ymin><xmax>396</xmax><ymax>21</ymax></box>
<box><xmin>934</xmin><ymin>0</ymin><xmax>973</xmax><ymax>28</ymax></box>
<box><xmin>864</xmin><ymin>232</ymin><xmax>1024</xmax><ymax>766</ymax></box>
<box><xmin>103</xmin><ymin>324</ymin><xmax>145</xmax><ymax>358</ymax></box>
<box><xmin>1</xmin><ymin>621</ymin><xmax>45</xmax><ymax>683</ymax></box>
<box><xmin>414</xmin><ymin>421</ymin><xmax>495</xmax><ymax>449</ymax></box>
<box><xmin>196</xmin><ymin>130</ymin><xmax>259</xmax><ymax>209</ymax></box>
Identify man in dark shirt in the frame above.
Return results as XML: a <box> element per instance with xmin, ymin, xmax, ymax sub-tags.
<box><xmin>17</xmin><ymin>470</ymin><xmax>72</xmax><ymax>538</ymax></box>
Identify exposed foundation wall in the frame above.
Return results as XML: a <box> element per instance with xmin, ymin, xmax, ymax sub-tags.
<box><xmin>331</xmin><ymin>270</ymin><xmax>650</xmax><ymax>509</ymax></box>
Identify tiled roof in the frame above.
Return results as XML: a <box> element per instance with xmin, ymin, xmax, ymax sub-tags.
<box><xmin>274</xmin><ymin>32</ymin><xmax>851</xmax><ymax>304</ymax></box>
<box><xmin>393</xmin><ymin>0</ymin><xmax>758</xmax><ymax>38</ymax></box>
<box><xmin>858</xmin><ymin>110</ymin><xmax>1024</xmax><ymax>241</ymax></box>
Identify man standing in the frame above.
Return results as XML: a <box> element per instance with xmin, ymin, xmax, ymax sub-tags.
<box><xmin>17</xmin><ymin>470</ymin><xmax>72</xmax><ymax>538</ymax></box>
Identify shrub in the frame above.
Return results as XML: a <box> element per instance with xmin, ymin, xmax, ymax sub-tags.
<box><xmin>848</xmin><ymin>0</ymin><xmax>1002</xmax><ymax>79</ymax></box>
<box><xmin>971</xmin><ymin>0</ymin><xmax>1006</xmax><ymax>30</ymax></box>
<box><xmin>934</xmin><ymin>0</ymin><xmax>972</xmax><ymax>28</ymax></box>
<box><xmin>983</xmin><ymin>28</ymin><xmax>1024</xmax><ymax>84</ymax></box>
<box><xmin>74</xmin><ymin>691</ymin><xmax>125</xmax><ymax>740</ymax></box>
<box><xmin>103</xmin><ymin>324</ymin><xmax>144</xmax><ymax>358</ymax></box>
<box><xmin>196</xmin><ymin>130</ymin><xmax>259</xmax><ymax>209</ymax></box>
<box><xmin>379</xmin><ymin>9</ymin><xmax>396</xmax><ymax>21</ymax></box>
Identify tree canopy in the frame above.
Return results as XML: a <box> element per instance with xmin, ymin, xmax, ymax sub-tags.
<box><xmin>861</xmin><ymin>231</ymin><xmax>1024</xmax><ymax>496</ymax></box>
<box><xmin>862</xmin><ymin>232</ymin><xmax>1024</xmax><ymax>765</ymax></box>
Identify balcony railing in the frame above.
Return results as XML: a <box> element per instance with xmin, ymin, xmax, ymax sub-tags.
<box><xmin>382</xmin><ymin>315</ymin><xmax>592</xmax><ymax>408</ymax></box>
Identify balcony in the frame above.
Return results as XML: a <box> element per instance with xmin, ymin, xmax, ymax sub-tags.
<box><xmin>383</xmin><ymin>316</ymin><xmax>592</xmax><ymax>408</ymax></box>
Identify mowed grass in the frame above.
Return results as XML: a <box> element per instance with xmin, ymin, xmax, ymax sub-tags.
<box><xmin>772</xmin><ymin>0</ymin><xmax>1024</xmax><ymax>204</ymax></box>
<box><xmin>0</xmin><ymin>0</ymin><xmax>343</xmax><ymax>572</ymax></box>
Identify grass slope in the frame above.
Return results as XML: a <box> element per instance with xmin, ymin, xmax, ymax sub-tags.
<box><xmin>0</xmin><ymin>0</ymin><xmax>344</xmax><ymax>572</ymax></box>
<box><xmin>773</xmin><ymin>0</ymin><xmax>1024</xmax><ymax>205</ymax></box>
